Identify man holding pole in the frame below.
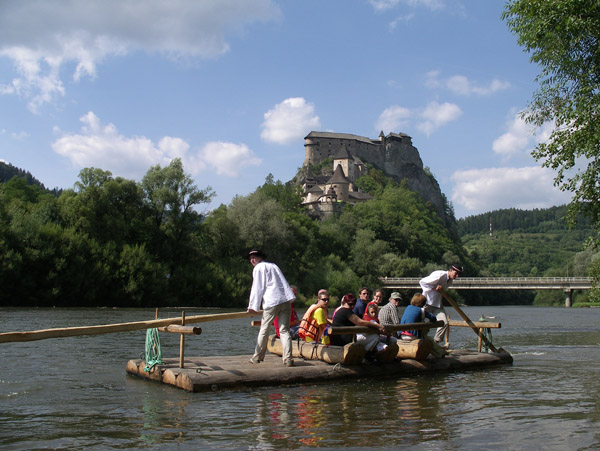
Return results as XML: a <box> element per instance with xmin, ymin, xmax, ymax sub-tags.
<box><xmin>419</xmin><ymin>264</ymin><xmax>463</xmax><ymax>346</ymax></box>
<box><xmin>247</xmin><ymin>250</ymin><xmax>296</xmax><ymax>367</ymax></box>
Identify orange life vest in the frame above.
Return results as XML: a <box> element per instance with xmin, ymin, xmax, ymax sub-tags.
<box><xmin>298</xmin><ymin>304</ymin><xmax>323</xmax><ymax>342</ymax></box>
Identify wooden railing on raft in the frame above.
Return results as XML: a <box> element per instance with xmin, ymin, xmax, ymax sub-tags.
<box><xmin>0</xmin><ymin>310</ymin><xmax>261</xmax><ymax>369</ymax></box>
<box><xmin>327</xmin><ymin>321</ymin><xmax>444</xmax><ymax>335</ymax></box>
<box><xmin>254</xmin><ymin>314</ymin><xmax>502</xmax><ymax>353</ymax></box>
<box><xmin>447</xmin><ymin>319</ymin><xmax>501</xmax><ymax>352</ymax></box>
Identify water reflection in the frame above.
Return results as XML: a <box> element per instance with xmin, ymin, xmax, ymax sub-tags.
<box><xmin>139</xmin><ymin>395</ymin><xmax>190</xmax><ymax>446</ymax></box>
<box><xmin>247</xmin><ymin>377</ymin><xmax>454</xmax><ymax>449</ymax></box>
<box><xmin>251</xmin><ymin>390</ymin><xmax>297</xmax><ymax>449</ymax></box>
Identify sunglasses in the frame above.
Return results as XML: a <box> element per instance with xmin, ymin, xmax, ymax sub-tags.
<box><xmin>320</xmin><ymin>298</ymin><xmax>330</xmax><ymax>302</ymax></box>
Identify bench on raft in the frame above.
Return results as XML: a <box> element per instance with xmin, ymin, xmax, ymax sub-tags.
<box><xmin>254</xmin><ymin>320</ymin><xmax>447</xmax><ymax>364</ymax></box>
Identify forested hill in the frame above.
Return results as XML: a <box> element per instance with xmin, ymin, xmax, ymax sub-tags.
<box><xmin>0</xmin><ymin>161</ymin><xmax>60</xmax><ymax>195</ymax></box>
<box><xmin>1</xmin><ymin>161</ymin><xmax>46</xmax><ymax>188</ymax></box>
<box><xmin>457</xmin><ymin>205</ymin><xmax>593</xmax><ymax>235</ymax></box>
<box><xmin>457</xmin><ymin>205</ymin><xmax>598</xmax><ymax>306</ymax></box>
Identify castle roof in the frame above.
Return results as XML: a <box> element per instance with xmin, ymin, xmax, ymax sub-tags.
<box><xmin>305</xmin><ymin>130</ymin><xmax>412</xmax><ymax>144</ymax></box>
<box><xmin>386</xmin><ymin>132</ymin><xmax>411</xmax><ymax>140</ymax></box>
<box><xmin>307</xmin><ymin>185</ymin><xmax>323</xmax><ymax>194</ymax></box>
<box><xmin>333</xmin><ymin>145</ymin><xmax>352</xmax><ymax>160</ymax></box>
<box><xmin>305</xmin><ymin>131</ymin><xmax>376</xmax><ymax>146</ymax></box>
<box><xmin>327</xmin><ymin>164</ymin><xmax>349</xmax><ymax>184</ymax></box>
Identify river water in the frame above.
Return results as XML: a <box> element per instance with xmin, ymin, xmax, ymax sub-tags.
<box><xmin>1</xmin><ymin>306</ymin><xmax>599</xmax><ymax>450</ymax></box>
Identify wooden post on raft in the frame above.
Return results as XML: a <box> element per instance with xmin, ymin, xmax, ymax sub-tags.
<box><xmin>179</xmin><ymin>311</ymin><xmax>185</xmax><ymax>368</ymax></box>
<box><xmin>442</xmin><ymin>292</ymin><xmax>498</xmax><ymax>352</ymax></box>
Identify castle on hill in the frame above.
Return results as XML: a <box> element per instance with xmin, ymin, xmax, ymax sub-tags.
<box><xmin>298</xmin><ymin>131</ymin><xmax>451</xmax><ymax>225</ymax></box>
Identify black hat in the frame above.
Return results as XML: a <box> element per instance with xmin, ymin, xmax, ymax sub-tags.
<box><xmin>248</xmin><ymin>250</ymin><xmax>266</xmax><ymax>260</ymax></box>
<box><xmin>451</xmin><ymin>264</ymin><xmax>463</xmax><ymax>273</ymax></box>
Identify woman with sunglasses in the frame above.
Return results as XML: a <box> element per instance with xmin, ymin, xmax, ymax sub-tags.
<box><xmin>331</xmin><ymin>293</ymin><xmax>389</xmax><ymax>352</ymax></box>
<box><xmin>298</xmin><ymin>289</ymin><xmax>332</xmax><ymax>345</ymax></box>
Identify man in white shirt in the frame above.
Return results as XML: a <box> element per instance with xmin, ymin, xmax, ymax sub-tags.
<box><xmin>247</xmin><ymin>250</ymin><xmax>296</xmax><ymax>367</ymax></box>
<box><xmin>419</xmin><ymin>264</ymin><xmax>463</xmax><ymax>345</ymax></box>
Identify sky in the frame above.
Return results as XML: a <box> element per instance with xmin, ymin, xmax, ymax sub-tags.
<box><xmin>0</xmin><ymin>0</ymin><xmax>572</xmax><ymax>219</ymax></box>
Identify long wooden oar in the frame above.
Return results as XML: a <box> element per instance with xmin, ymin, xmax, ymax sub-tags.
<box><xmin>0</xmin><ymin>311</ymin><xmax>259</xmax><ymax>344</ymax></box>
<box><xmin>251</xmin><ymin>320</ymin><xmax>443</xmax><ymax>335</ymax></box>
<box><xmin>329</xmin><ymin>321</ymin><xmax>444</xmax><ymax>335</ymax></box>
<box><xmin>442</xmin><ymin>292</ymin><xmax>498</xmax><ymax>352</ymax></box>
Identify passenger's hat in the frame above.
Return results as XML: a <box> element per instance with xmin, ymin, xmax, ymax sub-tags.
<box><xmin>390</xmin><ymin>292</ymin><xmax>402</xmax><ymax>300</ymax></box>
<box><xmin>248</xmin><ymin>249</ymin><xmax>266</xmax><ymax>259</ymax></box>
<box><xmin>451</xmin><ymin>264</ymin><xmax>463</xmax><ymax>273</ymax></box>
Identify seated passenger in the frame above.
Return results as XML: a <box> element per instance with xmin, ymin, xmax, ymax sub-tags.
<box><xmin>379</xmin><ymin>292</ymin><xmax>403</xmax><ymax>337</ymax></box>
<box><xmin>362</xmin><ymin>303</ymin><xmax>398</xmax><ymax>352</ymax></box>
<box><xmin>400</xmin><ymin>293</ymin><xmax>438</xmax><ymax>339</ymax></box>
<box><xmin>400</xmin><ymin>293</ymin><xmax>447</xmax><ymax>357</ymax></box>
<box><xmin>298</xmin><ymin>289</ymin><xmax>331</xmax><ymax>345</ymax></box>
<box><xmin>331</xmin><ymin>293</ymin><xmax>388</xmax><ymax>352</ymax></box>
<box><xmin>352</xmin><ymin>287</ymin><xmax>370</xmax><ymax>318</ymax></box>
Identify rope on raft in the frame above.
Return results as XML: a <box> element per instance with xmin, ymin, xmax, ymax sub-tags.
<box><xmin>144</xmin><ymin>327</ymin><xmax>163</xmax><ymax>372</ymax></box>
<box><xmin>479</xmin><ymin>315</ymin><xmax>494</xmax><ymax>353</ymax></box>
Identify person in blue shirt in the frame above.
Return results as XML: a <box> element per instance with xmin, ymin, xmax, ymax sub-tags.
<box><xmin>400</xmin><ymin>293</ymin><xmax>448</xmax><ymax>357</ymax></box>
<box><xmin>400</xmin><ymin>293</ymin><xmax>437</xmax><ymax>339</ymax></box>
<box><xmin>352</xmin><ymin>287</ymin><xmax>370</xmax><ymax>318</ymax></box>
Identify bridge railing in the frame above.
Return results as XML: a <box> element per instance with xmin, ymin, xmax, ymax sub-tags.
<box><xmin>379</xmin><ymin>276</ymin><xmax>591</xmax><ymax>283</ymax></box>
<box><xmin>378</xmin><ymin>276</ymin><xmax>593</xmax><ymax>292</ymax></box>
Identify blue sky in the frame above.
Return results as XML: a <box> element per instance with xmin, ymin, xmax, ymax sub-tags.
<box><xmin>0</xmin><ymin>0</ymin><xmax>572</xmax><ymax>219</ymax></box>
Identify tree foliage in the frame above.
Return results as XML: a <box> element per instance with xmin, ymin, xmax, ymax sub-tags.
<box><xmin>503</xmin><ymin>0</ymin><xmax>600</xmax><ymax>230</ymax></box>
<box><xmin>3</xmin><ymin>159</ymin><xmax>595</xmax><ymax>307</ymax></box>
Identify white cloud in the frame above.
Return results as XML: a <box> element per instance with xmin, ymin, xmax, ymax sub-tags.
<box><xmin>492</xmin><ymin>113</ymin><xmax>555</xmax><ymax>162</ymax></box>
<box><xmin>492</xmin><ymin>114</ymin><xmax>534</xmax><ymax>160</ymax></box>
<box><xmin>260</xmin><ymin>97</ymin><xmax>321</xmax><ymax>145</ymax></box>
<box><xmin>424</xmin><ymin>70</ymin><xmax>442</xmax><ymax>89</ymax></box>
<box><xmin>451</xmin><ymin>166</ymin><xmax>572</xmax><ymax>214</ymax></box>
<box><xmin>375</xmin><ymin>105</ymin><xmax>412</xmax><ymax>133</ymax></box>
<box><xmin>426</xmin><ymin>71</ymin><xmax>510</xmax><ymax>96</ymax></box>
<box><xmin>199</xmin><ymin>142</ymin><xmax>261</xmax><ymax>177</ymax></box>
<box><xmin>388</xmin><ymin>13</ymin><xmax>416</xmax><ymax>30</ymax></box>
<box><xmin>417</xmin><ymin>101</ymin><xmax>462</xmax><ymax>135</ymax></box>
<box><xmin>369</xmin><ymin>0</ymin><xmax>445</xmax><ymax>12</ymax></box>
<box><xmin>0</xmin><ymin>0</ymin><xmax>281</xmax><ymax>112</ymax></box>
<box><xmin>52</xmin><ymin>111</ymin><xmax>260</xmax><ymax>179</ymax></box>
<box><xmin>0</xmin><ymin>128</ymin><xmax>27</xmax><ymax>141</ymax></box>
<box><xmin>375</xmin><ymin>101</ymin><xmax>460</xmax><ymax>135</ymax></box>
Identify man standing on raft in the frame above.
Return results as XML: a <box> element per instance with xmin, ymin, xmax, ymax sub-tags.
<box><xmin>247</xmin><ymin>250</ymin><xmax>296</xmax><ymax>367</ymax></box>
<box><xmin>419</xmin><ymin>264</ymin><xmax>463</xmax><ymax>347</ymax></box>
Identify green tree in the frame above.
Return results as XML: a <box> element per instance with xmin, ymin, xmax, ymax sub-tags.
<box><xmin>503</xmin><ymin>1</ymin><xmax>600</xmax><ymax>229</ymax></box>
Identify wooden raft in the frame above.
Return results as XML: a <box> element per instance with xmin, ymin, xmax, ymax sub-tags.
<box><xmin>267</xmin><ymin>335</ymin><xmax>432</xmax><ymax>362</ymax></box>
<box><xmin>125</xmin><ymin>349</ymin><xmax>513</xmax><ymax>393</ymax></box>
<box><xmin>267</xmin><ymin>335</ymin><xmax>399</xmax><ymax>364</ymax></box>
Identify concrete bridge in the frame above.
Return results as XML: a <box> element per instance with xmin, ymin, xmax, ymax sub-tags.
<box><xmin>379</xmin><ymin>277</ymin><xmax>593</xmax><ymax>307</ymax></box>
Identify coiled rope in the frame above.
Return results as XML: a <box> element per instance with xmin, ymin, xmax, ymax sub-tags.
<box><xmin>479</xmin><ymin>315</ymin><xmax>494</xmax><ymax>353</ymax></box>
<box><xmin>144</xmin><ymin>328</ymin><xmax>163</xmax><ymax>372</ymax></box>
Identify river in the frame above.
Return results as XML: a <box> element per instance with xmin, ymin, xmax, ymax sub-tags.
<box><xmin>1</xmin><ymin>306</ymin><xmax>599</xmax><ymax>450</ymax></box>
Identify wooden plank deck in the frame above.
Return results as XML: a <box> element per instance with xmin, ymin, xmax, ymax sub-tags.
<box><xmin>126</xmin><ymin>350</ymin><xmax>513</xmax><ymax>392</ymax></box>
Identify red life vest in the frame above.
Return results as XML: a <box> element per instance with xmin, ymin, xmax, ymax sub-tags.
<box><xmin>298</xmin><ymin>304</ymin><xmax>323</xmax><ymax>342</ymax></box>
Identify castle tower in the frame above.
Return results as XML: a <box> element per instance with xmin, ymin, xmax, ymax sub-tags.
<box><xmin>325</xmin><ymin>164</ymin><xmax>350</xmax><ymax>202</ymax></box>
<box><xmin>333</xmin><ymin>145</ymin><xmax>354</xmax><ymax>182</ymax></box>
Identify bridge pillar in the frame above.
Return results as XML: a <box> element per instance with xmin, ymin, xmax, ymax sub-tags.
<box><xmin>565</xmin><ymin>289</ymin><xmax>572</xmax><ymax>308</ymax></box>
